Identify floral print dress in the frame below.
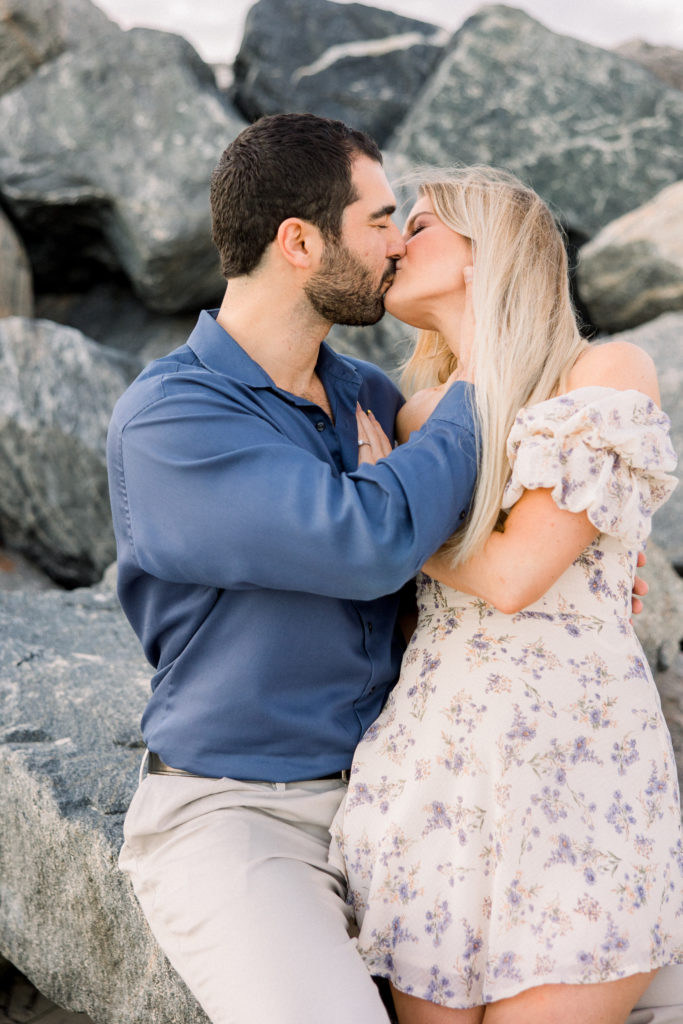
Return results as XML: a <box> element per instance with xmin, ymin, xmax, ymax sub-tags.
<box><xmin>330</xmin><ymin>387</ymin><xmax>683</xmax><ymax>1008</ymax></box>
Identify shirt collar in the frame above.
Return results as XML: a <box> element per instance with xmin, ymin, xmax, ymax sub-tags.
<box><xmin>186</xmin><ymin>309</ymin><xmax>363</xmax><ymax>392</ymax></box>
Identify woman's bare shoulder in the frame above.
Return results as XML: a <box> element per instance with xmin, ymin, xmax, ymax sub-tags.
<box><xmin>567</xmin><ymin>340</ymin><xmax>660</xmax><ymax>403</ymax></box>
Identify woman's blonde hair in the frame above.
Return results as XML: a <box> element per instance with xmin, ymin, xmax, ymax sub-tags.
<box><xmin>400</xmin><ymin>165</ymin><xmax>587</xmax><ymax>565</ymax></box>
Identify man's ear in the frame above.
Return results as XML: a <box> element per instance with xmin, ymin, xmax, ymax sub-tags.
<box><xmin>276</xmin><ymin>218</ymin><xmax>323</xmax><ymax>269</ymax></box>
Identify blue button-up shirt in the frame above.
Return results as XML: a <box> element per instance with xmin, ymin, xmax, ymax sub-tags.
<box><xmin>107</xmin><ymin>310</ymin><xmax>477</xmax><ymax>780</ymax></box>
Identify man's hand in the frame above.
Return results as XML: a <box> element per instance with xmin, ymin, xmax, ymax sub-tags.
<box><xmin>632</xmin><ymin>549</ymin><xmax>648</xmax><ymax>617</ymax></box>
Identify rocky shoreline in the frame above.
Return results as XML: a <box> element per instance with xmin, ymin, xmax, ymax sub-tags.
<box><xmin>0</xmin><ymin>0</ymin><xmax>682</xmax><ymax>1021</ymax></box>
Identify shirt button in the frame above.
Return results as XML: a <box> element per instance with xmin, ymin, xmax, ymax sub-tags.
<box><xmin>367</xmin><ymin>622</ymin><xmax>373</xmax><ymax>633</ymax></box>
<box><xmin>459</xmin><ymin>510</ymin><xmax>467</xmax><ymax>520</ymax></box>
<box><xmin>316</xmin><ymin>421</ymin><xmax>326</xmax><ymax>432</ymax></box>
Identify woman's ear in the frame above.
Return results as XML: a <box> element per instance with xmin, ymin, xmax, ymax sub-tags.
<box><xmin>276</xmin><ymin>218</ymin><xmax>323</xmax><ymax>269</ymax></box>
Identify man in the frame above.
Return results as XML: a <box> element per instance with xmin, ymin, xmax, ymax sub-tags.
<box><xmin>107</xmin><ymin>112</ymin><xmax>478</xmax><ymax>1024</ymax></box>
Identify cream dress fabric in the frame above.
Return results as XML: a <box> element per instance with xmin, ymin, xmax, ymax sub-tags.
<box><xmin>330</xmin><ymin>387</ymin><xmax>683</xmax><ymax>1008</ymax></box>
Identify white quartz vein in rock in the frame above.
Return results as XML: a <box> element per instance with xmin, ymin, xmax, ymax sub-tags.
<box><xmin>291</xmin><ymin>29</ymin><xmax>450</xmax><ymax>84</ymax></box>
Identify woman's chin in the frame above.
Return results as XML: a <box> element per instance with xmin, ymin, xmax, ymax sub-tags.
<box><xmin>384</xmin><ymin>304</ymin><xmax>428</xmax><ymax>331</ymax></box>
<box><xmin>384</xmin><ymin>292</ymin><xmax>421</xmax><ymax>328</ymax></box>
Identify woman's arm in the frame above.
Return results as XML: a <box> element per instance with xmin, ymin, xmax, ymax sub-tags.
<box><xmin>424</xmin><ymin>341</ymin><xmax>662</xmax><ymax>613</ymax></box>
<box><xmin>423</xmin><ymin>489</ymin><xmax>598</xmax><ymax>613</ymax></box>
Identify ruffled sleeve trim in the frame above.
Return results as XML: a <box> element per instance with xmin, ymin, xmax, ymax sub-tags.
<box><xmin>502</xmin><ymin>387</ymin><xmax>677</xmax><ymax>546</ymax></box>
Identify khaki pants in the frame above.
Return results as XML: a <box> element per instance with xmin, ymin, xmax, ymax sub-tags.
<box><xmin>119</xmin><ymin>770</ymin><xmax>391</xmax><ymax>1024</ymax></box>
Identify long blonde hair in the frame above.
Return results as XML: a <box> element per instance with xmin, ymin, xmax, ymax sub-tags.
<box><xmin>400</xmin><ymin>166</ymin><xmax>587</xmax><ymax>565</ymax></box>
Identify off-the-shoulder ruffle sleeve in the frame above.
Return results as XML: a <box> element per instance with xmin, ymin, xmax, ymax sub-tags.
<box><xmin>502</xmin><ymin>387</ymin><xmax>677</xmax><ymax>546</ymax></box>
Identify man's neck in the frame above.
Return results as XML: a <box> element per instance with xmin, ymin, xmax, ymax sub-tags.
<box><xmin>215</xmin><ymin>278</ymin><xmax>331</xmax><ymax>401</ymax></box>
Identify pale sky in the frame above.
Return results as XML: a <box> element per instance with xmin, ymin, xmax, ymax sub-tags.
<box><xmin>93</xmin><ymin>0</ymin><xmax>683</xmax><ymax>66</ymax></box>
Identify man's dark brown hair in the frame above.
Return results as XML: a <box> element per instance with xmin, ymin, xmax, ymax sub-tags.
<box><xmin>210</xmin><ymin>113</ymin><xmax>383</xmax><ymax>278</ymax></box>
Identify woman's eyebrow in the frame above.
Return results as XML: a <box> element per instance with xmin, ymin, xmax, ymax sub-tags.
<box><xmin>404</xmin><ymin>210</ymin><xmax>435</xmax><ymax>233</ymax></box>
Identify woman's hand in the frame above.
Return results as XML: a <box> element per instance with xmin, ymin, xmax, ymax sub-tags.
<box><xmin>356</xmin><ymin>404</ymin><xmax>393</xmax><ymax>465</ymax></box>
<box><xmin>632</xmin><ymin>549</ymin><xmax>648</xmax><ymax>618</ymax></box>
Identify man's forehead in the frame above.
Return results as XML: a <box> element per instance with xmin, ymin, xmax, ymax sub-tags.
<box><xmin>349</xmin><ymin>155</ymin><xmax>396</xmax><ymax>212</ymax></box>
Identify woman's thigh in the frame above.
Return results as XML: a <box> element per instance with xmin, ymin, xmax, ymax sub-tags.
<box><xmin>390</xmin><ymin>985</ymin><xmax>484</xmax><ymax>1024</ymax></box>
<box><xmin>483</xmin><ymin>971</ymin><xmax>658</xmax><ymax>1024</ymax></box>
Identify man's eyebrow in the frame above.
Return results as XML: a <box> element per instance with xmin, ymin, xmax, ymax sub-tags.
<box><xmin>369</xmin><ymin>204</ymin><xmax>396</xmax><ymax>220</ymax></box>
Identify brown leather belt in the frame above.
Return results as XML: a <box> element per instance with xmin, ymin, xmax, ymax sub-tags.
<box><xmin>147</xmin><ymin>751</ymin><xmax>350</xmax><ymax>783</ymax></box>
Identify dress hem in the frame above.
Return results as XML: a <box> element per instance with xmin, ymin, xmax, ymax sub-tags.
<box><xmin>371</xmin><ymin>956</ymin><xmax>682</xmax><ymax>1011</ymax></box>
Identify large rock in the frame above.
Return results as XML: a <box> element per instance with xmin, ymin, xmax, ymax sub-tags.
<box><xmin>0</xmin><ymin>560</ymin><xmax>680</xmax><ymax>1022</ymax></box>
<box><xmin>0</xmin><ymin>207</ymin><xmax>33</xmax><ymax>317</ymax></box>
<box><xmin>0</xmin><ymin>545</ymin><xmax>55</xmax><ymax>593</ymax></box>
<box><xmin>601</xmin><ymin>313</ymin><xmax>683</xmax><ymax>569</ymax></box>
<box><xmin>0</xmin><ymin>22</ymin><xmax>246</xmax><ymax>312</ymax></box>
<box><xmin>615</xmin><ymin>39</ymin><xmax>683</xmax><ymax>92</ymax></box>
<box><xmin>0</xmin><ymin>570</ymin><xmax>209</xmax><ymax>1024</ymax></box>
<box><xmin>634</xmin><ymin>541</ymin><xmax>683</xmax><ymax>672</ymax></box>
<box><xmin>0</xmin><ymin>317</ymin><xmax>142</xmax><ymax>587</ymax></box>
<box><xmin>389</xmin><ymin>5</ymin><xmax>683</xmax><ymax>240</ymax></box>
<box><xmin>0</xmin><ymin>0</ymin><xmax>115</xmax><ymax>97</ymax></box>
<box><xmin>232</xmin><ymin>0</ymin><xmax>449</xmax><ymax>145</ymax></box>
<box><xmin>576</xmin><ymin>181</ymin><xmax>683</xmax><ymax>332</ymax></box>
<box><xmin>35</xmin><ymin>283</ymin><xmax>198</xmax><ymax>364</ymax></box>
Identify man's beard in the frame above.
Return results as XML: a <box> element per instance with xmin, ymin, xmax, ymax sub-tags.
<box><xmin>304</xmin><ymin>239</ymin><xmax>395</xmax><ymax>326</ymax></box>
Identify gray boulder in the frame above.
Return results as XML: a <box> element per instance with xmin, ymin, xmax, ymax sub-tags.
<box><xmin>615</xmin><ymin>39</ymin><xmax>683</xmax><ymax>92</ymax></box>
<box><xmin>0</xmin><ymin>317</ymin><xmax>142</xmax><ymax>587</ymax></box>
<box><xmin>35</xmin><ymin>283</ymin><xmax>199</xmax><ymax>364</ymax></box>
<box><xmin>634</xmin><ymin>541</ymin><xmax>683</xmax><ymax>673</ymax></box>
<box><xmin>0</xmin><ymin>570</ymin><xmax>209</xmax><ymax>1024</ymax></box>
<box><xmin>389</xmin><ymin>5</ymin><xmax>683</xmax><ymax>239</ymax></box>
<box><xmin>232</xmin><ymin>0</ymin><xmax>449</xmax><ymax>144</ymax></box>
<box><xmin>0</xmin><ymin>561</ymin><xmax>680</xmax><ymax>1023</ymax></box>
<box><xmin>0</xmin><ymin>24</ymin><xmax>246</xmax><ymax>312</ymax></box>
<box><xmin>0</xmin><ymin>207</ymin><xmax>33</xmax><ymax>317</ymax></box>
<box><xmin>0</xmin><ymin>0</ymin><xmax>116</xmax><ymax>97</ymax></box>
<box><xmin>576</xmin><ymin>181</ymin><xmax>683</xmax><ymax>333</ymax></box>
<box><xmin>0</xmin><ymin>545</ymin><xmax>55</xmax><ymax>592</ymax></box>
<box><xmin>602</xmin><ymin>313</ymin><xmax>683</xmax><ymax>569</ymax></box>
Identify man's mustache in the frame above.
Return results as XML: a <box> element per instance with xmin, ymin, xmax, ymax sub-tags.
<box><xmin>381</xmin><ymin>260</ymin><xmax>397</xmax><ymax>287</ymax></box>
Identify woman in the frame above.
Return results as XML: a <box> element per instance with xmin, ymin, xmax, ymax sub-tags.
<box><xmin>329</xmin><ymin>166</ymin><xmax>682</xmax><ymax>1024</ymax></box>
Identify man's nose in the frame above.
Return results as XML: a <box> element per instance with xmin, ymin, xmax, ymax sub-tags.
<box><xmin>387</xmin><ymin>221</ymin><xmax>406</xmax><ymax>260</ymax></box>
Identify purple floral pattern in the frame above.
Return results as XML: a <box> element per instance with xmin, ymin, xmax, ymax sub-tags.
<box><xmin>504</xmin><ymin>387</ymin><xmax>676</xmax><ymax>544</ymax></box>
<box><xmin>330</xmin><ymin>388</ymin><xmax>682</xmax><ymax>1008</ymax></box>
